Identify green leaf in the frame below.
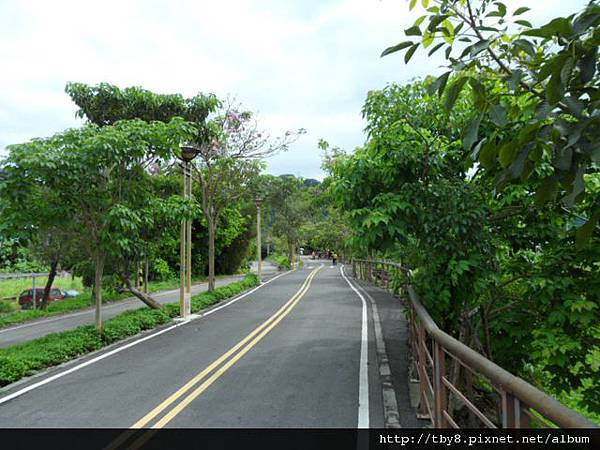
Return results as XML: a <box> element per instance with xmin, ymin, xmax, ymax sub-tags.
<box><xmin>513</xmin><ymin>6</ymin><xmax>530</xmax><ymax>15</ymax></box>
<box><xmin>499</xmin><ymin>142</ymin><xmax>517</xmax><ymax>168</ymax></box>
<box><xmin>508</xmin><ymin>146</ymin><xmax>530</xmax><ymax>179</ymax></box>
<box><xmin>507</xmin><ymin>69</ymin><xmax>524</xmax><ymax>90</ymax></box>
<box><xmin>409</xmin><ymin>0</ymin><xmax>417</xmax><ymax>11</ymax></box>
<box><xmin>546</xmin><ymin>70</ymin><xmax>564</xmax><ymax>106</ymax></box>
<box><xmin>445</xmin><ymin>45</ymin><xmax>452</xmax><ymax>59</ymax></box>
<box><xmin>426</xmin><ymin>71</ymin><xmax>451</xmax><ymax>97</ymax></box>
<box><xmin>513</xmin><ymin>39</ymin><xmax>536</xmax><ymax>57</ymax></box>
<box><xmin>490</xmin><ymin>104</ymin><xmax>508</xmax><ymax>127</ymax></box>
<box><xmin>515</xmin><ymin>20</ymin><xmax>533</xmax><ymax>28</ymax></box>
<box><xmin>554</xmin><ymin>147</ymin><xmax>573</xmax><ymax>171</ymax></box>
<box><xmin>405</xmin><ymin>43</ymin><xmax>419</xmax><ymax>63</ymax></box>
<box><xmin>381</xmin><ymin>41</ymin><xmax>413</xmax><ymax>57</ymax></box>
<box><xmin>479</xmin><ymin>141</ymin><xmax>497</xmax><ymax>170</ymax></box>
<box><xmin>576</xmin><ymin>210</ymin><xmax>600</xmax><ymax>250</ymax></box>
<box><xmin>560</xmin><ymin>57</ymin><xmax>574</xmax><ymax>84</ymax></box>
<box><xmin>414</xmin><ymin>15</ymin><xmax>427</xmax><ymax>27</ymax></box>
<box><xmin>468</xmin><ymin>78</ymin><xmax>487</xmax><ymax>111</ymax></box>
<box><xmin>523</xmin><ymin>17</ymin><xmax>573</xmax><ymax>38</ymax></box>
<box><xmin>579</xmin><ymin>47</ymin><xmax>598</xmax><ymax>83</ymax></box>
<box><xmin>405</xmin><ymin>26</ymin><xmax>422</xmax><ymax>36</ymax></box>
<box><xmin>444</xmin><ymin>77</ymin><xmax>468</xmax><ymax>111</ymax></box>
<box><xmin>470</xmin><ymin>39</ymin><xmax>490</xmax><ymax>57</ymax></box>
<box><xmin>562</xmin><ymin>165</ymin><xmax>586</xmax><ymax>207</ymax></box>
<box><xmin>496</xmin><ymin>2</ymin><xmax>507</xmax><ymax>16</ymax></box>
<box><xmin>428</xmin><ymin>42</ymin><xmax>445</xmax><ymax>56</ymax></box>
<box><xmin>422</xmin><ymin>31</ymin><xmax>434</xmax><ymax>48</ymax></box>
<box><xmin>463</xmin><ymin>114</ymin><xmax>482</xmax><ymax>150</ymax></box>
<box><xmin>535</xmin><ymin>176</ymin><xmax>559</xmax><ymax>206</ymax></box>
<box><xmin>428</xmin><ymin>15</ymin><xmax>449</xmax><ymax>32</ymax></box>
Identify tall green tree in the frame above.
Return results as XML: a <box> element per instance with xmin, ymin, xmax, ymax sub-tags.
<box><xmin>382</xmin><ymin>0</ymin><xmax>600</xmax><ymax>246</ymax></box>
<box><xmin>192</xmin><ymin>102</ymin><xmax>303</xmax><ymax>290</ymax></box>
<box><xmin>2</xmin><ymin>119</ymin><xmax>192</xmax><ymax>331</ymax></box>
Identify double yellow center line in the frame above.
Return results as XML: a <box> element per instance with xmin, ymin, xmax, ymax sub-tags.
<box><xmin>107</xmin><ymin>265</ymin><xmax>321</xmax><ymax>449</ymax></box>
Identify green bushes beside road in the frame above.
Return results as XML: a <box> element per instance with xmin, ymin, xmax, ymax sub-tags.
<box><xmin>269</xmin><ymin>255</ymin><xmax>291</xmax><ymax>270</ymax></box>
<box><xmin>0</xmin><ymin>274</ymin><xmax>259</xmax><ymax>387</ymax></box>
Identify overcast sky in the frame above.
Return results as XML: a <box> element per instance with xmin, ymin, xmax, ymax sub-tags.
<box><xmin>0</xmin><ymin>0</ymin><xmax>587</xmax><ymax>179</ymax></box>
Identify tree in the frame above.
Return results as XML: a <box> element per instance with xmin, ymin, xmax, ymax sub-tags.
<box><xmin>64</xmin><ymin>82</ymin><xmax>219</xmax><ymax>296</ymax></box>
<box><xmin>0</xmin><ymin>176</ymin><xmax>77</xmax><ymax>309</ymax></box>
<box><xmin>2</xmin><ymin>119</ymin><xmax>192</xmax><ymax>331</ymax></box>
<box><xmin>267</xmin><ymin>175</ymin><xmax>308</xmax><ymax>264</ymax></box>
<box><xmin>328</xmin><ymin>75</ymin><xmax>600</xmax><ymax>419</ymax></box>
<box><xmin>191</xmin><ymin>102</ymin><xmax>304</xmax><ymax>290</ymax></box>
<box><xmin>382</xmin><ymin>0</ymin><xmax>600</xmax><ymax>246</ymax></box>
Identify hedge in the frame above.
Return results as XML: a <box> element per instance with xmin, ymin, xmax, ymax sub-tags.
<box><xmin>0</xmin><ymin>273</ymin><xmax>259</xmax><ymax>387</ymax></box>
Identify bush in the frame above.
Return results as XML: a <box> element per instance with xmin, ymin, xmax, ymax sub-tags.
<box><xmin>0</xmin><ymin>274</ymin><xmax>260</xmax><ymax>387</ymax></box>
<box><xmin>153</xmin><ymin>258</ymin><xmax>174</xmax><ymax>281</ymax></box>
<box><xmin>269</xmin><ymin>254</ymin><xmax>291</xmax><ymax>270</ymax></box>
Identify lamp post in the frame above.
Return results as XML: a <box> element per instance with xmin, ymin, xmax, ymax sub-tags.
<box><xmin>180</xmin><ymin>144</ymin><xmax>199</xmax><ymax>318</ymax></box>
<box><xmin>255</xmin><ymin>196</ymin><xmax>263</xmax><ymax>282</ymax></box>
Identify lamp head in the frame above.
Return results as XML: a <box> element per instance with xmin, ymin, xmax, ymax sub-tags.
<box><xmin>180</xmin><ymin>145</ymin><xmax>199</xmax><ymax>163</ymax></box>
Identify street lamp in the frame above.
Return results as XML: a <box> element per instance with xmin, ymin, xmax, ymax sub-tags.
<box><xmin>255</xmin><ymin>196</ymin><xmax>263</xmax><ymax>282</ymax></box>
<box><xmin>180</xmin><ymin>144</ymin><xmax>199</xmax><ymax>318</ymax></box>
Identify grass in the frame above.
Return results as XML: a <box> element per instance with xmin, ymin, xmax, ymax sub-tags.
<box><xmin>0</xmin><ymin>273</ymin><xmax>260</xmax><ymax>387</ymax></box>
<box><xmin>0</xmin><ymin>274</ymin><xmax>232</xmax><ymax>329</ymax></box>
<box><xmin>0</xmin><ymin>275</ymin><xmax>84</xmax><ymax>300</ymax></box>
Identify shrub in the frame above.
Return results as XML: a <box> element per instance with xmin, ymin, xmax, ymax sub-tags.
<box><xmin>269</xmin><ymin>254</ymin><xmax>291</xmax><ymax>270</ymax></box>
<box><xmin>153</xmin><ymin>258</ymin><xmax>174</xmax><ymax>281</ymax></box>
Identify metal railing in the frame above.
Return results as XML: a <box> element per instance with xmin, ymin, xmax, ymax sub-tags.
<box><xmin>351</xmin><ymin>259</ymin><xmax>597</xmax><ymax>429</ymax></box>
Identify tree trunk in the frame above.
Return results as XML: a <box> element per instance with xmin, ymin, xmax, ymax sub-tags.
<box><xmin>287</xmin><ymin>240</ymin><xmax>294</xmax><ymax>266</ymax></box>
<box><xmin>94</xmin><ymin>253</ymin><xmax>105</xmax><ymax>333</ymax></box>
<box><xmin>208</xmin><ymin>218</ymin><xmax>216</xmax><ymax>291</ymax></box>
<box><xmin>41</xmin><ymin>258</ymin><xmax>59</xmax><ymax>310</ymax></box>
<box><xmin>120</xmin><ymin>274</ymin><xmax>162</xmax><ymax>309</ymax></box>
<box><xmin>144</xmin><ymin>255</ymin><xmax>149</xmax><ymax>294</ymax></box>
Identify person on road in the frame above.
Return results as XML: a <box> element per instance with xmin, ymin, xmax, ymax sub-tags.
<box><xmin>332</xmin><ymin>252</ymin><xmax>338</xmax><ymax>266</ymax></box>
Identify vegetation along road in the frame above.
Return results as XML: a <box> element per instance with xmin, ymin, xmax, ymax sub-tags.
<box><xmin>0</xmin><ymin>275</ymin><xmax>248</xmax><ymax>349</ymax></box>
<box><xmin>0</xmin><ymin>261</ymin><xmax>409</xmax><ymax>434</ymax></box>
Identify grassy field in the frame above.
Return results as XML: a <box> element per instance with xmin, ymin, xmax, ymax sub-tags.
<box><xmin>0</xmin><ymin>275</ymin><xmax>84</xmax><ymax>300</ymax></box>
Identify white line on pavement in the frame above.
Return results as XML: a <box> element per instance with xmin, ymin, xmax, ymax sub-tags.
<box><xmin>339</xmin><ymin>264</ymin><xmax>370</xmax><ymax>429</ymax></box>
<box><xmin>350</xmin><ymin>276</ymin><xmax>402</xmax><ymax>428</ymax></box>
<box><xmin>0</xmin><ymin>270</ymin><xmax>292</xmax><ymax>405</ymax></box>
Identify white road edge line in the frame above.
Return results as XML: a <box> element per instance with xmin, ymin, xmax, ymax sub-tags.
<box><xmin>349</xmin><ymin>276</ymin><xmax>402</xmax><ymax>428</ymax></box>
<box><xmin>339</xmin><ymin>264</ymin><xmax>369</xmax><ymax>429</ymax></box>
<box><xmin>0</xmin><ymin>270</ymin><xmax>292</xmax><ymax>405</ymax></box>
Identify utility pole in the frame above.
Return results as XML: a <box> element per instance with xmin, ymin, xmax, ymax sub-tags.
<box><xmin>179</xmin><ymin>145</ymin><xmax>199</xmax><ymax>319</ymax></box>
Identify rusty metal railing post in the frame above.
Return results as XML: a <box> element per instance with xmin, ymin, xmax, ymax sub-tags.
<box><xmin>416</xmin><ymin>319</ymin><xmax>429</xmax><ymax>419</ymax></box>
<box><xmin>433</xmin><ymin>341</ymin><xmax>447</xmax><ymax>427</ymax></box>
<box><xmin>502</xmin><ymin>391</ymin><xmax>530</xmax><ymax>428</ymax></box>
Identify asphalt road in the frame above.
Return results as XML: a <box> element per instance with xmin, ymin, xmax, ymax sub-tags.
<box><xmin>0</xmin><ymin>274</ymin><xmax>256</xmax><ymax>348</ymax></box>
<box><xmin>0</xmin><ymin>261</ymin><xmax>389</xmax><ymax>432</ymax></box>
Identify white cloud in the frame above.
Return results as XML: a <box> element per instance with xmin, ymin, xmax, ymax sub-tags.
<box><xmin>0</xmin><ymin>0</ymin><xmax>589</xmax><ymax>179</ymax></box>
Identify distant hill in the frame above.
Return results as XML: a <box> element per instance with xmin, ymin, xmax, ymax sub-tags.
<box><xmin>277</xmin><ymin>174</ymin><xmax>321</xmax><ymax>187</ymax></box>
<box><xmin>303</xmin><ymin>178</ymin><xmax>320</xmax><ymax>187</ymax></box>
